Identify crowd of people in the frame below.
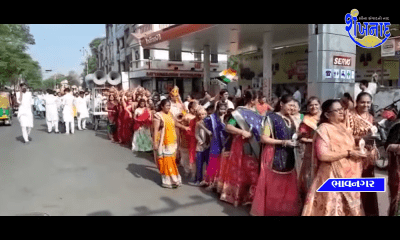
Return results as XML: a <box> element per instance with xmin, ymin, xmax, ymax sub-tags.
<box><xmin>102</xmin><ymin>82</ymin><xmax>400</xmax><ymax>216</ymax></box>
<box><xmin>16</xmin><ymin>83</ymin><xmax>92</xmax><ymax>143</ymax></box>
<box><xmin>16</xmin><ymin>80</ymin><xmax>400</xmax><ymax>216</ymax></box>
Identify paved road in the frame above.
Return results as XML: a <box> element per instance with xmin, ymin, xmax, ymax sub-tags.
<box><xmin>0</xmin><ymin>117</ymin><xmax>391</xmax><ymax>216</ymax></box>
<box><xmin>0</xmin><ymin>117</ymin><xmax>250</xmax><ymax>216</ymax></box>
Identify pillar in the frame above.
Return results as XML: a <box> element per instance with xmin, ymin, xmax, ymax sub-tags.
<box><xmin>308</xmin><ymin>24</ymin><xmax>357</xmax><ymax>103</ymax></box>
<box><xmin>263</xmin><ymin>31</ymin><xmax>272</xmax><ymax>100</ymax></box>
<box><xmin>203</xmin><ymin>45</ymin><xmax>210</xmax><ymax>92</ymax></box>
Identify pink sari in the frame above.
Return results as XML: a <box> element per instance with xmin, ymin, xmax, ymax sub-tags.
<box><xmin>301</xmin><ymin>122</ymin><xmax>364</xmax><ymax>216</ymax></box>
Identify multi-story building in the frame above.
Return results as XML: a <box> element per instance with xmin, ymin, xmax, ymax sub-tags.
<box><xmin>97</xmin><ymin>24</ymin><xmax>228</xmax><ymax>99</ymax></box>
<box><xmin>97</xmin><ymin>23</ymin><xmax>400</xmax><ymax>105</ymax></box>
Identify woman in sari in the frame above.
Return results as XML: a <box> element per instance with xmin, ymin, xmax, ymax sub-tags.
<box><xmin>116</xmin><ymin>91</ymin><xmax>125</xmax><ymax>144</ymax></box>
<box><xmin>250</xmin><ymin>94</ymin><xmax>301</xmax><ymax>216</ymax></box>
<box><xmin>385</xmin><ymin>114</ymin><xmax>400</xmax><ymax>216</ymax></box>
<box><xmin>302</xmin><ymin>99</ymin><xmax>367</xmax><ymax>216</ymax></box>
<box><xmin>291</xmin><ymin>99</ymin><xmax>304</xmax><ymax>131</ymax></box>
<box><xmin>132</xmin><ymin>99</ymin><xmax>153</xmax><ymax>152</ymax></box>
<box><xmin>202</xmin><ymin>102</ymin><xmax>228</xmax><ymax>190</ymax></box>
<box><xmin>153</xmin><ymin>99</ymin><xmax>190</xmax><ymax>189</ymax></box>
<box><xmin>180</xmin><ymin>101</ymin><xmax>197</xmax><ymax>178</ymax></box>
<box><xmin>120</xmin><ymin>92</ymin><xmax>134</xmax><ymax>147</ymax></box>
<box><xmin>217</xmin><ymin>90</ymin><xmax>261</xmax><ymax>207</ymax></box>
<box><xmin>105</xmin><ymin>94</ymin><xmax>118</xmax><ymax>143</ymax></box>
<box><xmin>345</xmin><ymin>92</ymin><xmax>379</xmax><ymax>216</ymax></box>
<box><xmin>297</xmin><ymin>96</ymin><xmax>321</xmax><ymax>207</ymax></box>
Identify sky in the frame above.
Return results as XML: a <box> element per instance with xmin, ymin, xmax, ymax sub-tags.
<box><xmin>27</xmin><ymin>24</ymin><xmax>106</xmax><ymax>80</ymax></box>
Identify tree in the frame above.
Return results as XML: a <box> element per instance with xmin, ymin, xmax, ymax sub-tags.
<box><xmin>42</xmin><ymin>74</ymin><xmax>65</xmax><ymax>90</ymax></box>
<box><xmin>81</xmin><ymin>37</ymin><xmax>105</xmax><ymax>88</ymax></box>
<box><xmin>0</xmin><ymin>24</ymin><xmax>41</xmax><ymax>89</ymax></box>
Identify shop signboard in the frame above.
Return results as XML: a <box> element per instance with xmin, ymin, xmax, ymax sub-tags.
<box><xmin>333</xmin><ymin>56</ymin><xmax>352</xmax><ymax>66</ymax></box>
<box><xmin>381</xmin><ymin>38</ymin><xmax>395</xmax><ymax>57</ymax></box>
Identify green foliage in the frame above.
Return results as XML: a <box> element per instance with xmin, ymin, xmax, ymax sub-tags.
<box><xmin>42</xmin><ymin>74</ymin><xmax>65</xmax><ymax>90</ymax></box>
<box><xmin>81</xmin><ymin>37</ymin><xmax>105</xmax><ymax>78</ymax></box>
<box><xmin>0</xmin><ymin>24</ymin><xmax>41</xmax><ymax>89</ymax></box>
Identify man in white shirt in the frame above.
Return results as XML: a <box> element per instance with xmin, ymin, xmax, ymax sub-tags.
<box><xmin>61</xmin><ymin>88</ymin><xmax>76</xmax><ymax>134</ymax></box>
<box><xmin>214</xmin><ymin>89</ymin><xmax>235</xmax><ymax>110</ymax></box>
<box><xmin>16</xmin><ymin>83</ymin><xmax>34</xmax><ymax>144</ymax></box>
<box><xmin>76</xmin><ymin>91</ymin><xmax>89</xmax><ymax>130</ymax></box>
<box><xmin>293</xmin><ymin>86</ymin><xmax>302</xmax><ymax>105</ymax></box>
<box><xmin>184</xmin><ymin>94</ymin><xmax>192</xmax><ymax>110</ymax></box>
<box><xmin>44</xmin><ymin>89</ymin><xmax>59</xmax><ymax>133</ymax></box>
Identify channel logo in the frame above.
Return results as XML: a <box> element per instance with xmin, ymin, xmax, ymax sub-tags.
<box><xmin>345</xmin><ymin>9</ymin><xmax>391</xmax><ymax>48</ymax></box>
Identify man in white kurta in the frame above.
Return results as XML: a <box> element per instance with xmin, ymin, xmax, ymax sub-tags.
<box><xmin>34</xmin><ymin>93</ymin><xmax>46</xmax><ymax>119</ymax></box>
<box><xmin>16</xmin><ymin>83</ymin><xmax>34</xmax><ymax>144</ymax></box>
<box><xmin>76</xmin><ymin>91</ymin><xmax>89</xmax><ymax>130</ymax></box>
<box><xmin>61</xmin><ymin>88</ymin><xmax>76</xmax><ymax>134</ymax></box>
<box><xmin>44</xmin><ymin>89</ymin><xmax>59</xmax><ymax>133</ymax></box>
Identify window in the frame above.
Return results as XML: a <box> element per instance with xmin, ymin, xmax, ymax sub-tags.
<box><xmin>182</xmin><ymin>52</ymin><xmax>193</xmax><ymax>61</ymax></box>
<box><xmin>120</xmin><ymin>38</ymin><xmax>124</xmax><ymax>50</ymax></box>
<box><xmin>169</xmin><ymin>50</ymin><xmax>182</xmax><ymax>61</ymax></box>
<box><xmin>138</xmin><ymin>24</ymin><xmax>153</xmax><ymax>34</ymax></box>
<box><xmin>143</xmin><ymin>49</ymin><xmax>150</xmax><ymax>59</ymax></box>
<box><xmin>211</xmin><ymin>54</ymin><xmax>218</xmax><ymax>63</ymax></box>
<box><xmin>194</xmin><ymin>52</ymin><xmax>202</xmax><ymax>61</ymax></box>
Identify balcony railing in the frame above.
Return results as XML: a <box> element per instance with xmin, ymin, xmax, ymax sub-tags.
<box><xmin>130</xmin><ymin>59</ymin><xmax>226</xmax><ymax>72</ymax></box>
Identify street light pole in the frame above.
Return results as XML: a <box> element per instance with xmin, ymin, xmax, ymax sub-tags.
<box><xmin>45</xmin><ymin>69</ymin><xmax>54</xmax><ymax>90</ymax></box>
<box><xmin>80</xmin><ymin>47</ymin><xmax>89</xmax><ymax>76</ymax></box>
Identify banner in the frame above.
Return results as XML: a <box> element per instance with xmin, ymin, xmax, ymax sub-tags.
<box><xmin>317</xmin><ymin>178</ymin><xmax>385</xmax><ymax>192</ymax></box>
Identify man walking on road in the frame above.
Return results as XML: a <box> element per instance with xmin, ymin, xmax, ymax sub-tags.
<box><xmin>16</xmin><ymin>83</ymin><xmax>34</xmax><ymax>144</ymax></box>
<box><xmin>61</xmin><ymin>88</ymin><xmax>76</xmax><ymax>135</ymax></box>
<box><xmin>76</xmin><ymin>91</ymin><xmax>89</xmax><ymax>130</ymax></box>
<box><xmin>44</xmin><ymin>89</ymin><xmax>59</xmax><ymax>133</ymax></box>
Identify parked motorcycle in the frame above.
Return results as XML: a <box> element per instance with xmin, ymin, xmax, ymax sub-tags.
<box><xmin>372</xmin><ymin>97</ymin><xmax>400</xmax><ymax>170</ymax></box>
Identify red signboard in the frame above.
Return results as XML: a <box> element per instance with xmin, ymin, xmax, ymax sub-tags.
<box><xmin>140</xmin><ymin>24</ymin><xmax>215</xmax><ymax>48</ymax></box>
<box><xmin>333</xmin><ymin>56</ymin><xmax>352</xmax><ymax>66</ymax></box>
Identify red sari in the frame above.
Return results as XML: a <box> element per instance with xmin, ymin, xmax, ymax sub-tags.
<box><xmin>217</xmin><ymin>135</ymin><xmax>259</xmax><ymax>207</ymax></box>
<box><xmin>120</xmin><ymin>100</ymin><xmax>134</xmax><ymax>145</ymax></box>
<box><xmin>116</xmin><ymin>102</ymin><xmax>124</xmax><ymax>143</ymax></box>
<box><xmin>297</xmin><ymin>114</ymin><xmax>319</xmax><ymax>207</ymax></box>
<box><xmin>250</xmin><ymin>112</ymin><xmax>300</xmax><ymax>216</ymax></box>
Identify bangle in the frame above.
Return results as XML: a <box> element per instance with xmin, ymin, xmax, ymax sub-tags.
<box><xmin>282</xmin><ymin>140</ymin><xmax>286</xmax><ymax>147</ymax></box>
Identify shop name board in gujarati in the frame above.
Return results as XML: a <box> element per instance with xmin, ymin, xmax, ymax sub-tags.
<box><xmin>144</xmin><ymin>34</ymin><xmax>162</xmax><ymax>45</ymax></box>
<box><xmin>333</xmin><ymin>56</ymin><xmax>351</xmax><ymax>66</ymax></box>
<box><xmin>146</xmin><ymin>72</ymin><xmax>203</xmax><ymax>78</ymax></box>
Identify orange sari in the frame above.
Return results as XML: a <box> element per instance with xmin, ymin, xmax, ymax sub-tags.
<box><xmin>154</xmin><ymin>111</ymin><xmax>182</xmax><ymax>188</ymax></box>
<box><xmin>302</xmin><ymin>122</ymin><xmax>364</xmax><ymax>216</ymax></box>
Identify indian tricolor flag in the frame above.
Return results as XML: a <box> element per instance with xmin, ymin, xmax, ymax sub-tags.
<box><xmin>219</xmin><ymin>68</ymin><xmax>238</xmax><ymax>83</ymax></box>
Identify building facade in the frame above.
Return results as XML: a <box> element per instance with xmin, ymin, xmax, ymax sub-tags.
<box><xmin>96</xmin><ymin>24</ymin><xmax>227</xmax><ymax>99</ymax></box>
<box><xmin>96</xmin><ymin>23</ymin><xmax>400</xmax><ymax>104</ymax></box>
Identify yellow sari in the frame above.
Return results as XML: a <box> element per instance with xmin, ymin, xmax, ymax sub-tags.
<box><xmin>154</xmin><ymin>111</ymin><xmax>182</xmax><ymax>188</ymax></box>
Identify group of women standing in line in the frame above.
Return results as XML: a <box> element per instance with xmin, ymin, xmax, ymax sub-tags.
<box><xmin>105</xmin><ymin>86</ymin><xmax>154</xmax><ymax>154</ymax></box>
<box><xmin>105</xmin><ymin>84</ymin><xmax>400</xmax><ymax>216</ymax></box>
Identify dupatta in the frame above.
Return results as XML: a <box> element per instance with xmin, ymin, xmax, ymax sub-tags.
<box><xmin>133</xmin><ymin>108</ymin><xmax>152</xmax><ymax>131</ymax></box>
<box><xmin>204</xmin><ymin>112</ymin><xmax>228</xmax><ymax>156</ymax></box>
<box><xmin>310</xmin><ymin>122</ymin><xmax>363</xmax><ymax>212</ymax></box>
<box><xmin>231</xmin><ymin>106</ymin><xmax>263</xmax><ymax>160</ymax></box>
<box><xmin>264</xmin><ymin>112</ymin><xmax>296</xmax><ymax>172</ymax></box>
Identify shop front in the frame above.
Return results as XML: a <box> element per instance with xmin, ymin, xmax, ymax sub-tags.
<box><xmin>129</xmin><ymin>70</ymin><xmax>203</xmax><ymax>99</ymax></box>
